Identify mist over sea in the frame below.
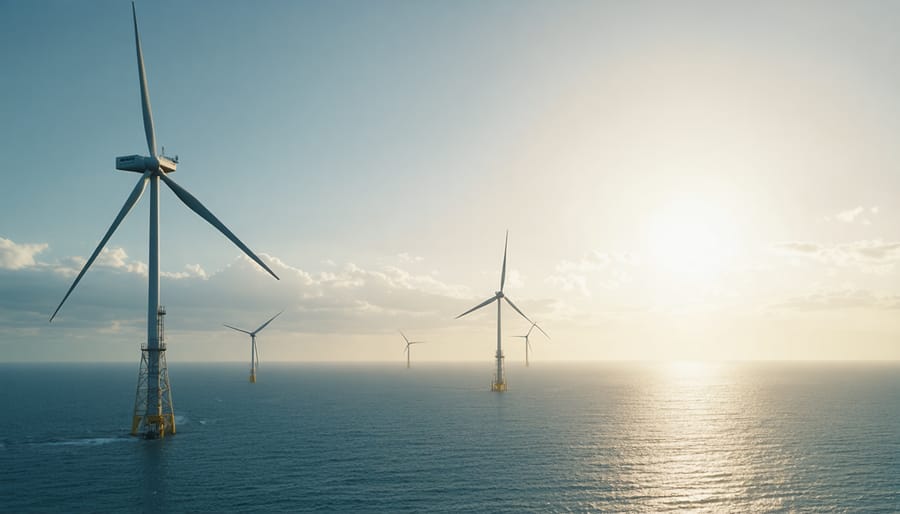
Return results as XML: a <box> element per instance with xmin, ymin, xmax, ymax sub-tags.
<box><xmin>1</xmin><ymin>361</ymin><xmax>898</xmax><ymax>512</ymax></box>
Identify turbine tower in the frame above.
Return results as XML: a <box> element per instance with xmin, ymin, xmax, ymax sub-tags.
<box><xmin>456</xmin><ymin>231</ymin><xmax>537</xmax><ymax>391</ymax></box>
<box><xmin>399</xmin><ymin>331</ymin><xmax>425</xmax><ymax>369</ymax></box>
<box><xmin>224</xmin><ymin>311</ymin><xmax>283</xmax><ymax>383</ymax></box>
<box><xmin>512</xmin><ymin>321</ymin><xmax>550</xmax><ymax>367</ymax></box>
<box><xmin>50</xmin><ymin>3</ymin><xmax>279</xmax><ymax>438</ymax></box>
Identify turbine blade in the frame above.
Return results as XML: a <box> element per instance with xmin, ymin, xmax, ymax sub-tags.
<box><xmin>399</xmin><ymin>330</ymin><xmax>410</xmax><ymax>344</ymax></box>
<box><xmin>50</xmin><ymin>173</ymin><xmax>150</xmax><ymax>322</ymax></box>
<box><xmin>534</xmin><ymin>323</ymin><xmax>551</xmax><ymax>340</ymax></box>
<box><xmin>526</xmin><ymin>323</ymin><xmax>536</xmax><ymax>337</ymax></box>
<box><xmin>503</xmin><ymin>296</ymin><xmax>534</xmax><ymax>325</ymax></box>
<box><xmin>159</xmin><ymin>172</ymin><xmax>279</xmax><ymax>280</ymax></box>
<box><xmin>132</xmin><ymin>2</ymin><xmax>157</xmax><ymax>157</ymax></box>
<box><xmin>224</xmin><ymin>324</ymin><xmax>252</xmax><ymax>335</ymax></box>
<box><xmin>252</xmin><ymin>310</ymin><xmax>283</xmax><ymax>334</ymax></box>
<box><xmin>255</xmin><ymin>344</ymin><xmax>260</xmax><ymax>369</ymax></box>
<box><xmin>500</xmin><ymin>230</ymin><xmax>508</xmax><ymax>292</ymax></box>
<box><xmin>455</xmin><ymin>295</ymin><xmax>497</xmax><ymax>319</ymax></box>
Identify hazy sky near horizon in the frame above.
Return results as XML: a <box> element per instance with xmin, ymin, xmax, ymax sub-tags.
<box><xmin>3</xmin><ymin>0</ymin><xmax>900</xmax><ymax>362</ymax></box>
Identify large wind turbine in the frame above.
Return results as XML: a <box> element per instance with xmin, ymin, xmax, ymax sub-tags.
<box><xmin>49</xmin><ymin>3</ymin><xmax>279</xmax><ymax>438</ymax></box>
<box><xmin>224</xmin><ymin>311</ymin><xmax>283</xmax><ymax>383</ymax></box>
<box><xmin>399</xmin><ymin>331</ymin><xmax>425</xmax><ymax>369</ymax></box>
<box><xmin>456</xmin><ymin>231</ymin><xmax>536</xmax><ymax>391</ymax></box>
<box><xmin>512</xmin><ymin>322</ymin><xmax>550</xmax><ymax>367</ymax></box>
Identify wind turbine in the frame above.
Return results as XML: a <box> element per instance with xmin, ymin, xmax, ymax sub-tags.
<box><xmin>399</xmin><ymin>331</ymin><xmax>425</xmax><ymax>369</ymax></box>
<box><xmin>49</xmin><ymin>3</ymin><xmax>279</xmax><ymax>438</ymax></box>
<box><xmin>512</xmin><ymin>322</ymin><xmax>550</xmax><ymax>367</ymax></box>
<box><xmin>224</xmin><ymin>311</ymin><xmax>283</xmax><ymax>383</ymax></box>
<box><xmin>455</xmin><ymin>231</ymin><xmax>537</xmax><ymax>391</ymax></box>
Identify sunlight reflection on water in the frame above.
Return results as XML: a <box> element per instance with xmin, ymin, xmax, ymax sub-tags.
<box><xmin>1</xmin><ymin>362</ymin><xmax>898</xmax><ymax>512</ymax></box>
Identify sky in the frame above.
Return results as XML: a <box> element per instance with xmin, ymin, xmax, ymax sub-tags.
<box><xmin>3</xmin><ymin>0</ymin><xmax>900</xmax><ymax>362</ymax></box>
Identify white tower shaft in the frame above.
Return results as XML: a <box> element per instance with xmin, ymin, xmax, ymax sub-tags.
<box><xmin>493</xmin><ymin>299</ymin><xmax>505</xmax><ymax>391</ymax></box>
<box><xmin>147</xmin><ymin>174</ymin><xmax>160</xmax><ymax>413</ymax></box>
<box><xmin>131</xmin><ymin>172</ymin><xmax>175</xmax><ymax>438</ymax></box>
<box><xmin>250</xmin><ymin>334</ymin><xmax>257</xmax><ymax>382</ymax></box>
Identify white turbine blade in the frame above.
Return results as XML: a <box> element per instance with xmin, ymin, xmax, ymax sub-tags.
<box><xmin>534</xmin><ymin>323</ymin><xmax>550</xmax><ymax>340</ymax></box>
<box><xmin>399</xmin><ymin>330</ymin><xmax>410</xmax><ymax>344</ymax></box>
<box><xmin>409</xmin><ymin>341</ymin><xmax>425</xmax><ymax>344</ymax></box>
<box><xmin>252</xmin><ymin>310</ymin><xmax>283</xmax><ymax>334</ymax></box>
<box><xmin>224</xmin><ymin>324</ymin><xmax>252</xmax><ymax>335</ymax></box>
<box><xmin>131</xmin><ymin>2</ymin><xmax>156</xmax><ymax>157</ymax></box>
<box><xmin>500</xmin><ymin>230</ymin><xmax>508</xmax><ymax>292</ymax></box>
<box><xmin>511</xmin><ymin>335</ymin><xmax>527</xmax><ymax>339</ymax></box>
<box><xmin>50</xmin><ymin>173</ymin><xmax>150</xmax><ymax>322</ymax></box>
<box><xmin>403</xmin><ymin>344</ymin><xmax>409</xmax><ymax>355</ymax></box>
<box><xmin>159</xmin><ymin>172</ymin><xmax>279</xmax><ymax>280</ymax></box>
<box><xmin>255</xmin><ymin>344</ymin><xmax>260</xmax><ymax>368</ymax></box>
<box><xmin>455</xmin><ymin>295</ymin><xmax>497</xmax><ymax>319</ymax></box>
<box><xmin>503</xmin><ymin>296</ymin><xmax>534</xmax><ymax>325</ymax></box>
<box><xmin>526</xmin><ymin>323</ymin><xmax>536</xmax><ymax>338</ymax></box>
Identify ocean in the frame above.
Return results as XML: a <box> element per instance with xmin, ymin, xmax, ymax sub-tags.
<box><xmin>1</xmin><ymin>362</ymin><xmax>898</xmax><ymax>512</ymax></box>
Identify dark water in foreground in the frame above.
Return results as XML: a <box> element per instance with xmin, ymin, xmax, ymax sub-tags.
<box><xmin>1</xmin><ymin>362</ymin><xmax>898</xmax><ymax>512</ymax></box>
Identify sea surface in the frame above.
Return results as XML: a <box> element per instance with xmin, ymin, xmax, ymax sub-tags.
<box><xmin>1</xmin><ymin>361</ymin><xmax>898</xmax><ymax>512</ymax></box>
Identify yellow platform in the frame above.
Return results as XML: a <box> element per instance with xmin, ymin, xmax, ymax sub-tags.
<box><xmin>131</xmin><ymin>413</ymin><xmax>176</xmax><ymax>438</ymax></box>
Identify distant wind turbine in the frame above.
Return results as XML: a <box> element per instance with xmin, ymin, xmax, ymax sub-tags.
<box><xmin>455</xmin><ymin>231</ymin><xmax>537</xmax><ymax>391</ymax></box>
<box><xmin>400</xmin><ymin>331</ymin><xmax>425</xmax><ymax>368</ymax></box>
<box><xmin>512</xmin><ymin>322</ymin><xmax>550</xmax><ymax>367</ymax></box>
<box><xmin>49</xmin><ymin>3</ymin><xmax>279</xmax><ymax>438</ymax></box>
<box><xmin>225</xmin><ymin>311</ymin><xmax>283</xmax><ymax>383</ymax></box>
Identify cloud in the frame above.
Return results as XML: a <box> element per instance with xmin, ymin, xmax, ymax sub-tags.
<box><xmin>545</xmin><ymin>272</ymin><xmax>590</xmax><ymax>296</ymax></box>
<box><xmin>96</xmin><ymin>247</ymin><xmax>148</xmax><ymax>275</ymax></box>
<box><xmin>140</xmin><ymin>253</ymin><xmax>482</xmax><ymax>334</ymax></box>
<box><xmin>396</xmin><ymin>252</ymin><xmax>423</xmax><ymax>263</ymax></box>
<box><xmin>545</xmin><ymin>251</ymin><xmax>633</xmax><ymax>296</ymax></box>
<box><xmin>162</xmin><ymin>263</ymin><xmax>208</xmax><ymax>280</ymax></box>
<box><xmin>773</xmin><ymin>240</ymin><xmax>900</xmax><ymax>271</ymax></box>
<box><xmin>835</xmin><ymin>206</ymin><xmax>864</xmax><ymax>223</ymax></box>
<box><xmin>828</xmin><ymin>206</ymin><xmax>879</xmax><ymax>225</ymax></box>
<box><xmin>770</xmin><ymin>287</ymin><xmax>900</xmax><ymax>311</ymax></box>
<box><xmin>0</xmin><ymin>241</ymin><xmax>557</xmax><ymax>351</ymax></box>
<box><xmin>0</xmin><ymin>237</ymin><xmax>48</xmax><ymax>270</ymax></box>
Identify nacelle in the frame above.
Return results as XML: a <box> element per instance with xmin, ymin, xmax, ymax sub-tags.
<box><xmin>116</xmin><ymin>155</ymin><xmax>177</xmax><ymax>173</ymax></box>
<box><xmin>115</xmin><ymin>154</ymin><xmax>148</xmax><ymax>172</ymax></box>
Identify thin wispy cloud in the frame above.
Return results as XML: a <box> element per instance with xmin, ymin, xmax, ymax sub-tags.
<box><xmin>546</xmin><ymin>251</ymin><xmax>633</xmax><ymax>297</ymax></box>
<box><xmin>770</xmin><ymin>287</ymin><xmax>900</xmax><ymax>311</ymax></box>
<box><xmin>773</xmin><ymin>240</ymin><xmax>900</xmax><ymax>271</ymax></box>
<box><xmin>396</xmin><ymin>252</ymin><xmax>424</xmax><ymax>263</ymax></box>
<box><xmin>826</xmin><ymin>206</ymin><xmax>879</xmax><ymax>225</ymax></box>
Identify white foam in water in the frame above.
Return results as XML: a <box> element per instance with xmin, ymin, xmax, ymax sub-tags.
<box><xmin>43</xmin><ymin>437</ymin><xmax>135</xmax><ymax>447</ymax></box>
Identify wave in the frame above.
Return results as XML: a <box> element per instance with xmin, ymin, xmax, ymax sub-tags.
<box><xmin>41</xmin><ymin>436</ymin><xmax>136</xmax><ymax>447</ymax></box>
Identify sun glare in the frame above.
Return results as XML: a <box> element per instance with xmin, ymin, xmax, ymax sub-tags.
<box><xmin>643</xmin><ymin>194</ymin><xmax>738</xmax><ymax>281</ymax></box>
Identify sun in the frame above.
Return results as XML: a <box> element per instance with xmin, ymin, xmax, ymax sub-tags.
<box><xmin>643</xmin><ymin>194</ymin><xmax>739</xmax><ymax>281</ymax></box>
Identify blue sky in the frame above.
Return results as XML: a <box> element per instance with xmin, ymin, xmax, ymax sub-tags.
<box><xmin>4</xmin><ymin>0</ymin><xmax>900</xmax><ymax>362</ymax></box>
